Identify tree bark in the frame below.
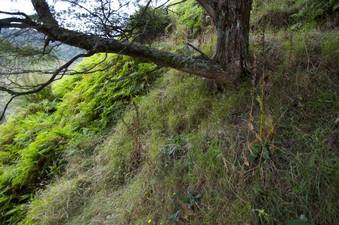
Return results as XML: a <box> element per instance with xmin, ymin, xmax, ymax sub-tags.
<box><xmin>197</xmin><ymin>0</ymin><xmax>252</xmax><ymax>75</ymax></box>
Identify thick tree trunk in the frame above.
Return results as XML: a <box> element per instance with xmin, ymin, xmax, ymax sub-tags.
<box><xmin>197</xmin><ymin>0</ymin><xmax>252</xmax><ymax>76</ymax></box>
<box><xmin>213</xmin><ymin>1</ymin><xmax>251</xmax><ymax>69</ymax></box>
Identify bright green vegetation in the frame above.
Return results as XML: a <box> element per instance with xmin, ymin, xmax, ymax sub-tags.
<box><xmin>175</xmin><ymin>0</ymin><xmax>206</xmax><ymax>35</ymax></box>
<box><xmin>1</xmin><ymin>0</ymin><xmax>338</xmax><ymax>224</ymax></box>
<box><xmin>0</xmin><ymin>54</ymin><xmax>162</xmax><ymax>224</ymax></box>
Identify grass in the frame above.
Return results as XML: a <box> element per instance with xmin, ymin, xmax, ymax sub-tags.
<box><xmin>1</xmin><ymin>0</ymin><xmax>339</xmax><ymax>224</ymax></box>
<box><xmin>23</xmin><ymin>47</ymin><xmax>339</xmax><ymax>223</ymax></box>
<box><xmin>0</xmin><ymin>54</ymin><xmax>162</xmax><ymax>224</ymax></box>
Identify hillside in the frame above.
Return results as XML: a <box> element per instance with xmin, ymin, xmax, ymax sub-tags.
<box><xmin>0</xmin><ymin>0</ymin><xmax>338</xmax><ymax>224</ymax></box>
<box><xmin>0</xmin><ymin>29</ymin><xmax>82</xmax><ymax>122</ymax></box>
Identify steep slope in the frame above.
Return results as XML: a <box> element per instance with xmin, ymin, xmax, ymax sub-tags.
<box><xmin>0</xmin><ymin>54</ymin><xmax>162</xmax><ymax>224</ymax></box>
<box><xmin>0</xmin><ymin>0</ymin><xmax>338</xmax><ymax>224</ymax></box>
<box><xmin>24</xmin><ymin>29</ymin><xmax>339</xmax><ymax>224</ymax></box>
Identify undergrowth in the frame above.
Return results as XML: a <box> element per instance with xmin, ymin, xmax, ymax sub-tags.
<box><xmin>23</xmin><ymin>28</ymin><xmax>339</xmax><ymax>223</ymax></box>
<box><xmin>0</xmin><ymin>54</ymin><xmax>162</xmax><ymax>224</ymax></box>
<box><xmin>1</xmin><ymin>0</ymin><xmax>338</xmax><ymax>225</ymax></box>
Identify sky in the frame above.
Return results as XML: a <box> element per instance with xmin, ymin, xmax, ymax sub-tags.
<box><xmin>1</xmin><ymin>0</ymin><xmax>34</xmax><ymax>14</ymax></box>
<box><xmin>0</xmin><ymin>0</ymin><xmax>168</xmax><ymax>28</ymax></box>
<box><xmin>0</xmin><ymin>0</ymin><xmax>142</xmax><ymax>34</ymax></box>
<box><xmin>1</xmin><ymin>0</ymin><xmax>71</xmax><ymax>17</ymax></box>
<box><xmin>1</xmin><ymin>0</ymin><xmax>168</xmax><ymax>19</ymax></box>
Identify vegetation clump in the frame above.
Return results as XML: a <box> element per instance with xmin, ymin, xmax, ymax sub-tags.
<box><xmin>298</xmin><ymin>0</ymin><xmax>339</xmax><ymax>21</ymax></box>
<box><xmin>128</xmin><ymin>6</ymin><xmax>172</xmax><ymax>44</ymax></box>
<box><xmin>175</xmin><ymin>0</ymin><xmax>208</xmax><ymax>36</ymax></box>
<box><xmin>0</xmin><ymin>54</ymin><xmax>162</xmax><ymax>224</ymax></box>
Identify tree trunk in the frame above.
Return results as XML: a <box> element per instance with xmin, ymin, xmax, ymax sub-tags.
<box><xmin>1</xmin><ymin>0</ymin><xmax>252</xmax><ymax>84</ymax></box>
<box><xmin>197</xmin><ymin>0</ymin><xmax>252</xmax><ymax>76</ymax></box>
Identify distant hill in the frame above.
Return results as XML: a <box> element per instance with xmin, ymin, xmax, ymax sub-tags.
<box><xmin>0</xmin><ymin>29</ymin><xmax>83</xmax><ymax>122</ymax></box>
<box><xmin>0</xmin><ymin>28</ymin><xmax>83</xmax><ymax>60</ymax></box>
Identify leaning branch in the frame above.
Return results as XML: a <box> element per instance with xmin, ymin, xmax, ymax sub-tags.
<box><xmin>0</xmin><ymin>0</ymin><xmax>242</xmax><ymax>120</ymax></box>
<box><xmin>0</xmin><ymin>0</ymin><xmax>238</xmax><ymax>82</ymax></box>
<box><xmin>0</xmin><ymin>53</ymin><xmax>92</xmax><ymax>120</ymax></box>
<box><xmin>2</xmin><ymin>53</ymin><xmax>90</xmax><ymax>96</ymax></box>
<box><xmin>30</xmin><ymin>24</ymin><xmax>234</xmax><ymax>81</ymax></box>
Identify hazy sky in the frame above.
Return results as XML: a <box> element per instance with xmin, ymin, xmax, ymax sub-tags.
<box><xmin>1</xmin><ymin>0</ymin><xmax>70</xmax><ymax>16</ymax></box>
<box><xmin>0</xmin><ymin>0</ymin><xmax>166</xmax><ymax>21</ymax></box>
<box><xmin>1</xmin><ymin>0</ymin><xmax>34</xmax><ymax>13</ymax></box>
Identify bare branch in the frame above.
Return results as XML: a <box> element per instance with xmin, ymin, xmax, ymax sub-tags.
<box><xmin>0</xmin><ymin>10</ymin><xmax>31</xmax><ymax>20</ymax></box>
<box><xmin>0</xmin><ymin>69</ymin><xmax>55</xmax><ymax>76</ymax></box>
<box><xmin>0</xmin><ymin>17</ymin><xmax>32</xmax><ymax>29</ymax></box>
<box><xmin>0</xmin><ymin>95</ymin><xmax>16</xmax><ymax>122</ymax></box>
<box><xmin>0</xmin><ymin>52</ymin><xmax>92</xmax><ymax>119</ymax></box>
<box><xmin>186</xmin><ymin>42</ymin><xmax>209</xmax><ymax>59</ymax></box>
<box><xmin>155</xmin><ymin>0</ymin><xmax>188</xmax><ymax>10</ymax></box>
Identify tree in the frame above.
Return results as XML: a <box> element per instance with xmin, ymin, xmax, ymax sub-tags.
<box><xmin>0</xmin><ymin>0</ymin><xmax>252</xmax><ymax>119</ymax></box>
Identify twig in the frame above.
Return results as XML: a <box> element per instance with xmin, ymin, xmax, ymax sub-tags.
<box><xmin>0</xmin><ymin>52</ymin><xmax>92</xmax><ymax>120</ymax></box>
<box><xmin>0</xmin><ymin>95</ymin><xmax>16</xmax><ymax>121</ymax></box>
<box><xmin>186</xmin><ymin>42</ymin><xmax>209</xmax><ymax>59</ymax></box>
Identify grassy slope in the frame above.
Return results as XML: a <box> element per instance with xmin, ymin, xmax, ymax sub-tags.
<box><xmin>0</xmin><ymin>55</ymin><xmax>161</xmax><ymax>224</ymax></box>
<box><xmin>0</xmin><ymin>0</ymin><xmax>338</xmax><ymax>224</ymax></box>
<box><xmin>24</xmin><ymin>29</ymin><xmax>339</xmax><ymax>224</ymax></box>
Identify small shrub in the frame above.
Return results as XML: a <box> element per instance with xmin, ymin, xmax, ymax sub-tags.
<box><xmin>127</xmin><ymin>7</ymin><xmax>172</xmax><ymax>44</ymax></box>
<box><xmin>175</xmin><ymin>0</ymin><xmax>208</xmax><ymax>36</ymax></box>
